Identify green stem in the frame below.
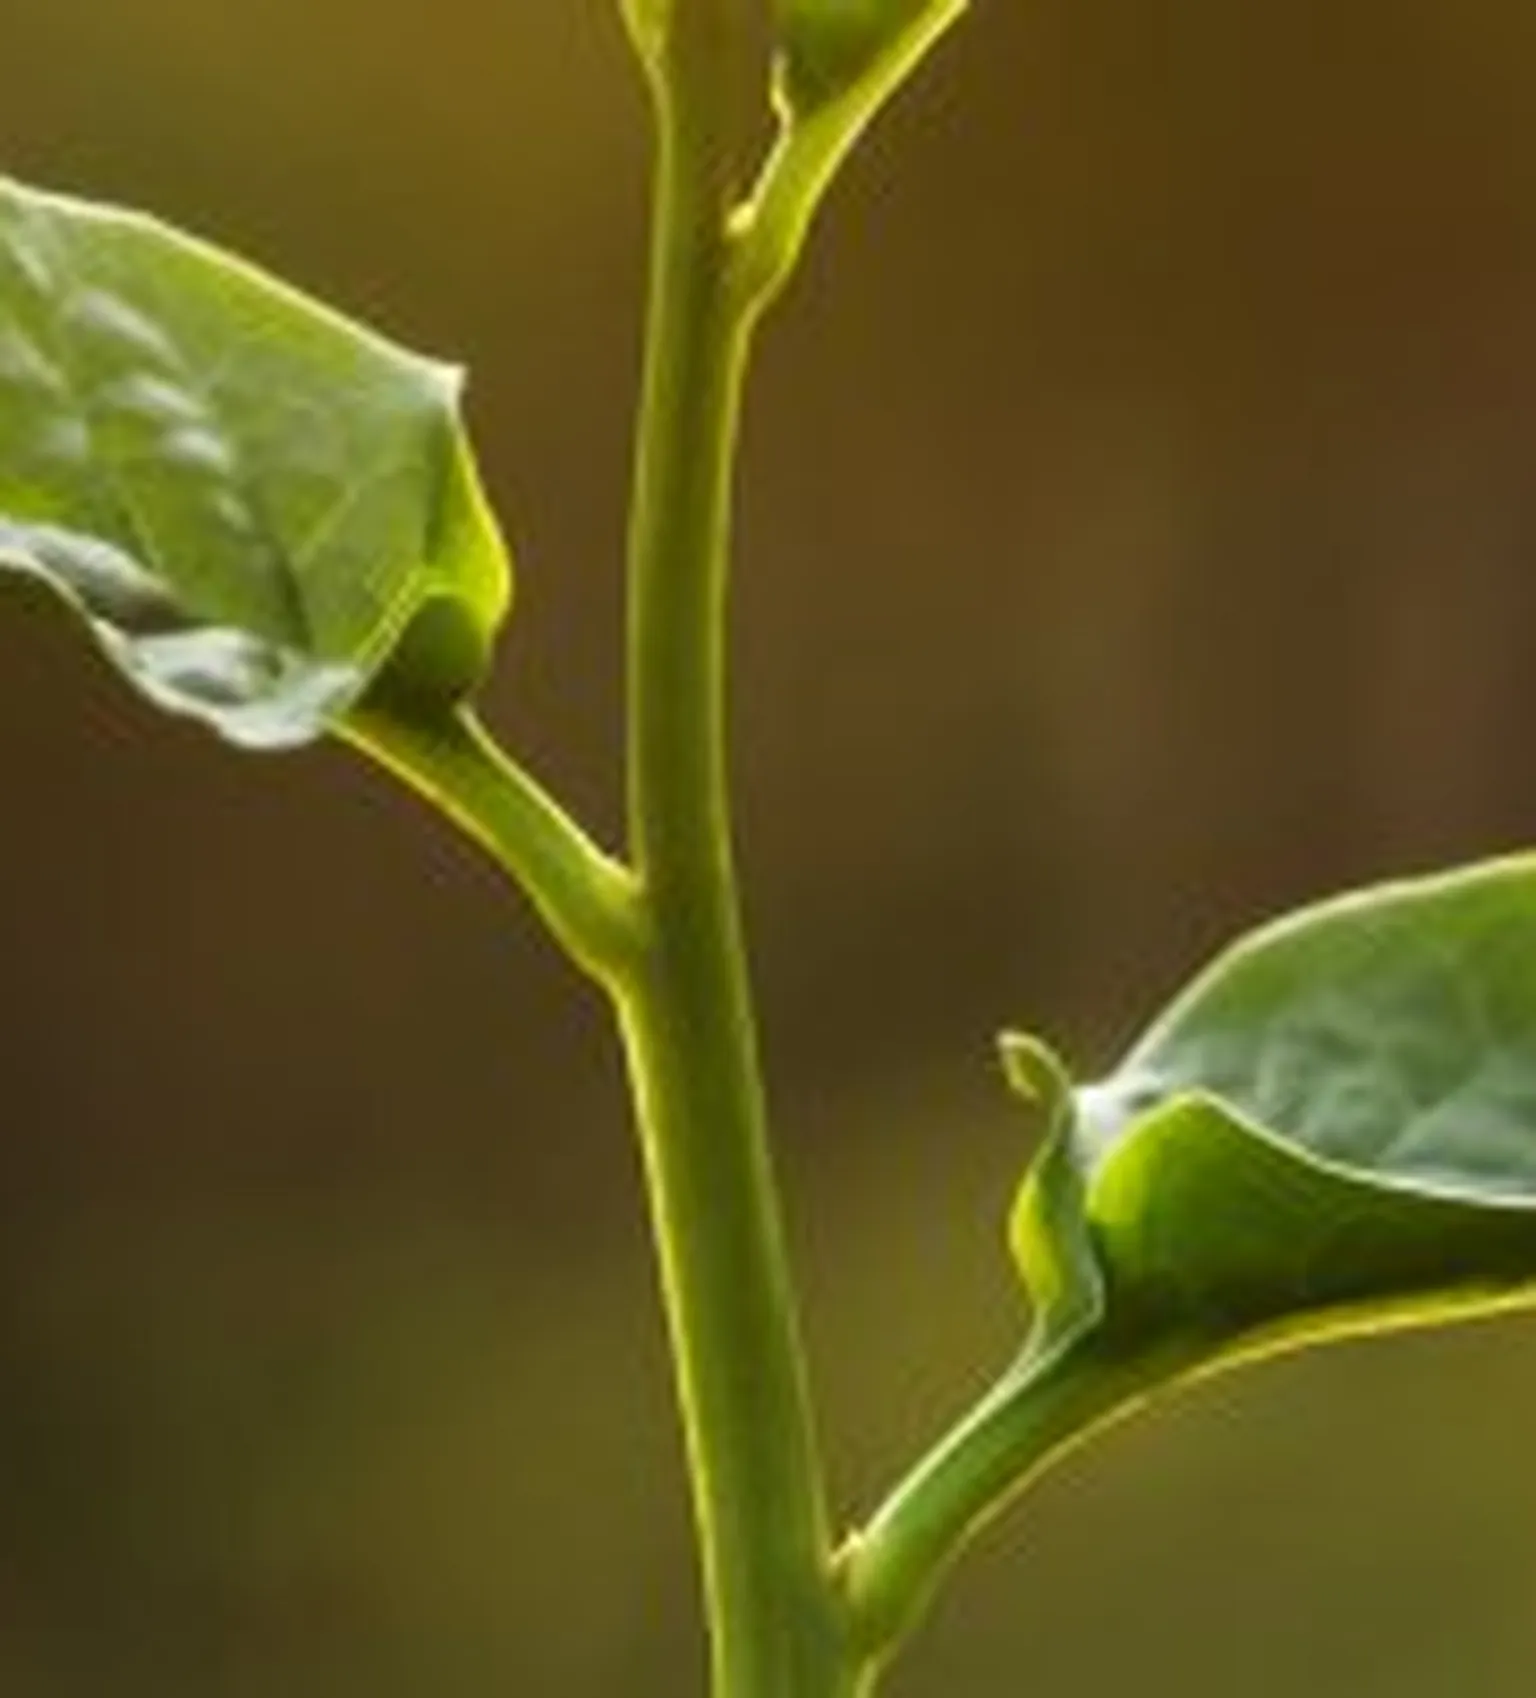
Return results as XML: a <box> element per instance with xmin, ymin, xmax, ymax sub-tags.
<box><xmin>843</xmin><ymin>1338</ymin><xmax>1158</xmax><ymax>1658</ymax></box>
<box><xmin>614</xmin><ymin>29</ymin><xmax>858</xmax><ymax>1698</ymax></box>
<box><xmin>342</xmin><ymin>699</ymin><xmax>642</xmax><ymax>986</ymax></box>
<box><xmin>731</xmin><ymin>0</ymin><xmax>969</xmax><ymax>309</ymax></box>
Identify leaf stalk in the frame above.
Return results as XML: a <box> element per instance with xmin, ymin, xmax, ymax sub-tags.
<box><xmin>343</xmin><ymin>700</ymin><xmax>643</xmax><ymax>985</ymax></box>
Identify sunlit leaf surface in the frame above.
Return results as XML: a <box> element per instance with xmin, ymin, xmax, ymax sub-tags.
<box><xmin>1010</xmin><ymin>857</ymin><xmax>1536</xmax><ymax>1384</ymax></box>
<box><xmin>0</xmin><ymin>178</ymin><xmax>508</xmax><ymax>748</ymax></box>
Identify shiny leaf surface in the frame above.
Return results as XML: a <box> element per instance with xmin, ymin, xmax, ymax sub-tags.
<box><xmin>1009</xmin><ymin>856</ymin><xmax>1536</xmax><ymax>1397</ymax></box>
<box><xmin>0</xmin><ymin>178</ymin><xmax>509</xmax><ymax>748</ymax></box>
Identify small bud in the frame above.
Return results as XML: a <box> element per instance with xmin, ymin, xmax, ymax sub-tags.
<box><xmin>616</xmin><ymin>0</ymin><xmax>671</xmax><ymax>72</ymax></box>
<box><xmin>776</xmin><ymin>0</ymin><xmax>947</xmax><ymax>115</ymax></box>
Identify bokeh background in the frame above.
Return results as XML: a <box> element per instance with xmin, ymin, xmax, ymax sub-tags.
<box><xmin>5</xmin><ymin>2</ymin><xmax>1536</xmax><ymax>1693</ymax></box>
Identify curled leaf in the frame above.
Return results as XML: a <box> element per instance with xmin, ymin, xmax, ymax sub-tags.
<box><xmin>1009</xmin><ymin>857</ymin><xmax>1536</xmax><ymax>1379</ymax></box>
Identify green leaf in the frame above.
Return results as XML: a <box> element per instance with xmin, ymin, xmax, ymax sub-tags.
<box><xmin>828</xmin><ymin>855</ymin><xmax>1536</xmax><ymax>1637</ymax></box>
<box><xmin>846</xmin><ymin>868</ymin><xmax>1536</xmax><ymax>1648</ymax></box>
<box><xmin>0</xmin><ymin>178</ymin><xmax>509</xmax><ymax>749</ymax></box>
<box><xmin>1009</xmin><ymin>857</ymin><xmax>1536</xmax><ymax>1389</ymax></box>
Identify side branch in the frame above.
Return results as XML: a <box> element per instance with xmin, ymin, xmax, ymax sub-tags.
<box><xmin>344</xmin><ymin>699</ymin><xmax>643</xmax><ymax>987</ymax></box>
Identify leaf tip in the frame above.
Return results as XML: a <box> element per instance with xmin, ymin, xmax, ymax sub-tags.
<box><xmin>998</xmin><ymin>1031</ymin><xmax>1074</xmax><ymax>1139</ymax></box>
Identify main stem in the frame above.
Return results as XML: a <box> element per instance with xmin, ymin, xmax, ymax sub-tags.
<box><xmin>616</xmin><ymin>37</ymin><xmax>864</xmax><ymax>1698</ymax></box>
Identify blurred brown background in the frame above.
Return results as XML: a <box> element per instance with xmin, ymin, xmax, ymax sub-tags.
<box><xmin>6</xmin><ymin>1</ymin><xmax>1536</xmax><ymax>1693</ymax></box>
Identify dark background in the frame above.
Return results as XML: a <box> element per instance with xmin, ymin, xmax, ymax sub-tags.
<box><xmin>6</xmin><ymin>2</ymin><xmax>1536</xmax><ymax>1692</ymax></box>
